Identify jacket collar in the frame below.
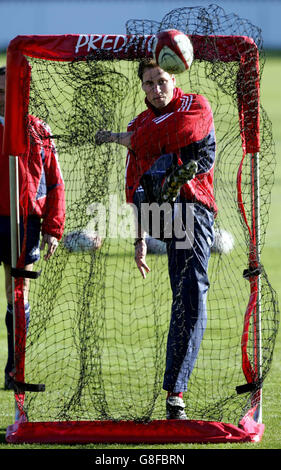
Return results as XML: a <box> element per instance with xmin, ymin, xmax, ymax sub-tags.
<box><xmin>145</xmin><ymin>87</ymin><xmax>184</xmax><ymax>116</ymax></box>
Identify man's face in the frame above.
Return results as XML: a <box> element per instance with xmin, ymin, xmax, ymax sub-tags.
<box><xmin>142</xmin><ymin>66</ymin><xmax>175</xmax><ymax>109</ymax></box>
<box><xmin>0</xmin><ymin>74</ymin><xmax>5</xmax><ymax>116</ymax></box>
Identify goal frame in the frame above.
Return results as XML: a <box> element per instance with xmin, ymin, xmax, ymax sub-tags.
<box><xmin>4</xmin><ymin>33</ymin><xmax>263</xmax><ymax>444</ymax></box>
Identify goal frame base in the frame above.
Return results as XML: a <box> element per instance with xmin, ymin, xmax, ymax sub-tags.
<box><xmin>6</xmin><ymin>408</ymin><xmax>264</xmax><ymax>444</ymax></box>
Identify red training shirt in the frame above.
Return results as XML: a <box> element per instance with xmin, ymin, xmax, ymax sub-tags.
<box><xmin>125</xmin><ymin>87</ymin><xmax>217</xmax><ymax>214</ymax></box>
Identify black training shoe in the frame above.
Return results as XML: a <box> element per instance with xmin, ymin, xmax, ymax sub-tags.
<box><xmin>161</xmin><ymin>160</ymin><xmax>198</xmax><ymax>203</ymax></box>
<box><xmin>166</xmin><ymin>396</ymin><xmax>188</xmax><ymax>420</ymax></box>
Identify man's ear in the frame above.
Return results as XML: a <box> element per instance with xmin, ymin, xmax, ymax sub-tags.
<box><xmin>171</xmin><ymin>74</ymin><xmax>176</xmax><ymax>87</ymax></box>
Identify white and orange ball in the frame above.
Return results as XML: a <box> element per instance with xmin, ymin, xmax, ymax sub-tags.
<box><xmin>152</xmin><ymin>29</ymin><xmax>193</xmax><ymax>74</ymax></box>
<box><xmin>145</xmin><ymin>234</ymin><xmax>167</xmax><ymax>255</ymax></box>
<box><xmin>212</xmin><ymin>228</ymin><xmax>234</xmax><ymax>254</ymax></box>
<box><xmin>63</xmin><ymin>229</ymin><xmax>102</xmax><ymax>253</ymax></box>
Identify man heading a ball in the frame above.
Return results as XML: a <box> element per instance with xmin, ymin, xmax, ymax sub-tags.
<box><xmin>95</xmin><ymin>54</ymin><xmax>217</xmax><ymax>420</ymax></box>
<box><xmin>140</xmin><ymin>61</ymin><xmax>176</xmax><ymax>109</ymax></box>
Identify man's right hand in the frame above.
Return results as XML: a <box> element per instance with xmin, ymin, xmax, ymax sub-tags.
<box><xmin>95</xmin><ymin>130</ymin><xmax>113</xmax><ymax>145</ymax></box>
<box><xmin>95</xmin><ymin>130</ymin><xmax>133</xmax><ymax>148</ymax></box>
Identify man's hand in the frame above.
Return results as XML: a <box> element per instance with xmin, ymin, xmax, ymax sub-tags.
<box><xmin>40</xmin><ymin>234</ymin><xmax>59</xmax><ymax>261</ymax></box>
<box><xmin>95</xmin><ymin>130</ymin><xmax>133</xmax><ymax>148</ymax></box>
<box><xmin>134</xmin><ymin>239</ymin><xmax>150</xmax><ymax>279</ymax></box>
<box><xmin>95</xmin><ymin>130</ymin><xmax>113</xmax><ymax>145</ymax></box>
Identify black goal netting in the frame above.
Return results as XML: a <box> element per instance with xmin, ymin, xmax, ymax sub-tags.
<box><xmin>7</xmin><ymin>4</ymin><xmax>279</xmax><ymax>429</ymax></box>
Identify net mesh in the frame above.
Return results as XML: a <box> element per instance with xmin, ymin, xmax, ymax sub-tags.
<box><xmin>13</xmin><ymin>5</ymin><xmax>278</xmax><ymax>425</ymax></box>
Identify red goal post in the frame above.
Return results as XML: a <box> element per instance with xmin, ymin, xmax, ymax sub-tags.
<box><xmin>4</xmin><ymin>32</ymin><xmax>263</xmax><ymax>444</ymax></box>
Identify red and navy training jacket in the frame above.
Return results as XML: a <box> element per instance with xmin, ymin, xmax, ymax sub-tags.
<box><xmin>125</xmin><ymin>87</ymin><xmax>217</xmax><ymax>215</ymax></box>
<box><xmin>0</xmin><ymin>115</ymin><xmax>65</xmax><ymax>239</ymax></box>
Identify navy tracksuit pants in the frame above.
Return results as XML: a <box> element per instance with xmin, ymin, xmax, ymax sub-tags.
<box><xmin>163</xmin><ymin>202</ymin><xmax>214</xmax><ymax>393</ymax></box>
<box><xmin>132</xmin><ymin>154</ymin><xmax>215</xmax><ymax>393</ymax></box>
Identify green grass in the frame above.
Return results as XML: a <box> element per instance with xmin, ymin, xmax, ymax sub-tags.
<box><xmin>0</xmin><ymin>50</ymin><xmax>281</xmax><ymax>450</ymax></box>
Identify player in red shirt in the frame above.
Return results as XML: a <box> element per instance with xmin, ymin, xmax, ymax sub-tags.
<box><xmin>95</xmin><ymin>58</ymin><xmax>216</xmax><ymax>419</ymax></box>
<box><xmin>0</xmin><ymin>66</ymin><xmax>65</xmax><ymax>389</ymax></box>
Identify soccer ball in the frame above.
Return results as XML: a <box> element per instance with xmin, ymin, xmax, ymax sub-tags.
<box><xmin>212</xmin><ymin>228</ymin><xmax>234</xmax><ymax>255</ymax></box>
<box><xmin>152</xmin><ymin>29</ymin><xmax>193</xmax><ymax>74</ymax></box>
<box><xmin>145</xmin><ymin>234</ymin><xmax>167</xmax><ymax>255</ymax></box>
<box><xmin>63</xmin><ymin>229</ymin><xmax>102</xmax><ymax>253</ymax></box>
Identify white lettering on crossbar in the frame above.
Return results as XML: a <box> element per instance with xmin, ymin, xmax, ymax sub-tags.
<box><xmin>75</xmin><ymin>34</ymin><xmax>155</xmax><ymax>55</ymax></box>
